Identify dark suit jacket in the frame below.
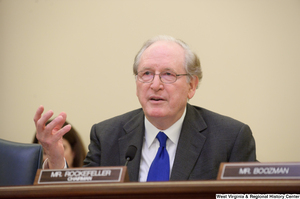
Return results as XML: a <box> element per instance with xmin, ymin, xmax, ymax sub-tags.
<box><xmin>84</xmin><ymin>103</ymin><xmax>256</xmax><ymax>181</ymax></box>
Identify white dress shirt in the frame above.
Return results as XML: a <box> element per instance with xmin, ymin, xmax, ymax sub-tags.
<box><xmin>138</xmin><ymin>108</ymin><xmax>186</xmax><ymax>182</ymax></box>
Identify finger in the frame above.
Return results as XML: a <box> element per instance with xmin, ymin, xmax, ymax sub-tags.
<box><xmin>55</xmin><ymin>124</ymin><xmax>72</xmax><ymax>139</ymax></box>
<box><xmin>45</xmin><ymin>115</ymin><xmax>64</xmax><ymax>133</ymax></box>
<box><xmin>33</xmin><ymin>105</ymin><xmax>44</xmax><ymax>125</ymax></box>
<box><xmin>45</xmin><ymin>123</ymin><xmax>71</xmax><ymax>144</ymax></box>
<box><xmin>51</xmin><ymin>112</ymin><xmax>68</xmax><ymax>132</ymax></box>
<box><xmin>58</xmin><ymin>112</ymin><xmax>67</xmax><ymax>120</ymax></box>
<box><xmin>55</xmin><ymin>112</ymin><xmax>68</xmax><ymax>130</ymax></box>
<box><xmin>36</xmin><ymin>110</ymin><xmax>54</xmax><ymax>133</ymax></box>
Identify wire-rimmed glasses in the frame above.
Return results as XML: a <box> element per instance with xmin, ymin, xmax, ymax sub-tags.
<box><xmin>136</xmin><ymin>70</ymin><xmax>189</xmax><ymax>84</ymax></box>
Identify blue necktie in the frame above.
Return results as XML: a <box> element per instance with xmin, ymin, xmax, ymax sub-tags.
<box><xmin>147</xmin><ymin>131</ymin><xmax>170</xmax><ymax>181</ymax></box>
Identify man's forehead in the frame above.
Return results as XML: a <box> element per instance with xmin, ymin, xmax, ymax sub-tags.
<box><xmin>144</xmin><ymin>40</ymin><xmax>184</xmax><ymax>53</ymax></box>
<box><xmin>139</xmin><ymin>41</ymin><xmax>185</xmax><ymax>64</ymax></box>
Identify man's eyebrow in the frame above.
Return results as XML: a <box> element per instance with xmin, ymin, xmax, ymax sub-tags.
<box><xmin>139</xmin><ymin>67</ymin><xmax>175</xmax><ymax>71</ymax></box>
<box><xmin>139</xmin><ymin>67</ymin><xmax>153</xmax><ymax>71</ymax></box>
<box><xmin>162</xmin><ymin>68</ymin><xmax>174</xmax><ymax>71</ymax></box>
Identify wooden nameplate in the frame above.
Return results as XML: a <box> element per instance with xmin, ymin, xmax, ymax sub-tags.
<box><xmin>217</xmin><ymin>162</ymin><xmax>300</xmax><ymax>180</ymax></box>
<box><xmin>34</xmin><ymin>166</ymin><xmax>129</xmax><ymax>185</ymax></box>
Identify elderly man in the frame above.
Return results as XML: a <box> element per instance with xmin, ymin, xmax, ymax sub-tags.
<box><xmin>34</xmin><ymin>35</ymin><xmax>256</xmax><ymax>182</ymax></box>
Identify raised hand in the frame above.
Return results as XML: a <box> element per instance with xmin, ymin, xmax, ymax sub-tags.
<box><xmin>34</xmin><ymin>105</ymin><xmax>71</xmax><ymax>169</ymax></box>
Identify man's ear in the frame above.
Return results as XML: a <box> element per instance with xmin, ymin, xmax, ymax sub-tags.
<box><xmin>187</xmin><ymin>76</ymin><xmax>199</xmax><ymax>99</ymax></box>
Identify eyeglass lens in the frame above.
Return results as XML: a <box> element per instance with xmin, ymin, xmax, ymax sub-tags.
<box><xmin>138</xmin><ymin>71</ymin><xmax>177</xmax><ymax>83</ymax></box>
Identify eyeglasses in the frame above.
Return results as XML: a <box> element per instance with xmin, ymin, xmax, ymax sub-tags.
<box><xmin>136</xmin><ymin>70</ymin><xmax>189</xmax><ymax>84</ymax></box>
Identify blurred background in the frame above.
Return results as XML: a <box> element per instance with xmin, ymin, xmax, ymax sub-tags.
<box><xmin>1</xmin><ymin>0</ymin><xmax>299</xmax><ymax>162</ymax></box>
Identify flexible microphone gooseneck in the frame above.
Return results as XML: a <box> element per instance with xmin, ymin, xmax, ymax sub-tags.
<box><xmin>124</xmin><ymin>145</ymin><xmax>137</xmax><ymax>166</ymax></box>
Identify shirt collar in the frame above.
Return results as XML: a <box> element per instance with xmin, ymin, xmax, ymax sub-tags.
<box><xmin>144</xmin><ymin>107</ymin><xmax>186</xmax><ymax>148</ymax></box>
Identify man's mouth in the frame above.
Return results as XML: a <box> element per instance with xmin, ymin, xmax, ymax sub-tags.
<box><xmin>150</xmin><ymin>97</ymin><xmax>164</xmax><ymax>101</ymax></box>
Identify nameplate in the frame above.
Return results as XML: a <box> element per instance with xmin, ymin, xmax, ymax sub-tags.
<box><xmin>34</xmin><ymin>166</ymin><xmax>129</xmax><ymax>185</ymax></box>
<box><xmin>217</xmin><ymin>162</ymin><xmax>300</xmax><ymax>180</ymax></box>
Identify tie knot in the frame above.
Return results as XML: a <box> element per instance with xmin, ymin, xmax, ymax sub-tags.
<box><xmin>156</xmin><ymin>131</ymin><xmax>167</xmax><ymax>147</ymax></box>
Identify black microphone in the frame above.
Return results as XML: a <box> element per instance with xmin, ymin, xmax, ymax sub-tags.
<box><xmin>124</xmin><ymin>145</ymin><xmax>137</xmax><ymax>166</ymax></box>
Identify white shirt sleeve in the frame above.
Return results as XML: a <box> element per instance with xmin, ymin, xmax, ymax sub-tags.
<box><xmin>42</xmin><ymin>158</ymin><xmax>68</xmax><ymax>169</ymax></box>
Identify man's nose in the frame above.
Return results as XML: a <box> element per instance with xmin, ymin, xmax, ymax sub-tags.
<box><xmin>150</xmin><ymin>74</ymin><xmax>163</xmax><ymax>90</ymax></box>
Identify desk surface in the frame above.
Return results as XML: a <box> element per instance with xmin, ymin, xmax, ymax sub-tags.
<box><xmin>0</xmin><ymin>180</ymin><xmax>300</xmax><ymax>199</ymax></box>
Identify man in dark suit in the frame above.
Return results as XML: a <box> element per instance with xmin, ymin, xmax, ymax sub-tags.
<box><xmin>34</xmin><ymin>35</ymin><xmax>256</xmax><ymax>181</ymax></box>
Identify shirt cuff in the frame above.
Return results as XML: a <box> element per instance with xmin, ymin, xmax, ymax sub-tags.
<box><xmin>42</xmin><ymin>158</ymin><xmax>68</xmax><ymax>169</ymax></box>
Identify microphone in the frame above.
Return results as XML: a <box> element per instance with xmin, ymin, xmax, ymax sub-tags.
<box><xmin>124</xmin><ymin>145</ymin><xmax>137</xmax><ymax>166</ymax></box>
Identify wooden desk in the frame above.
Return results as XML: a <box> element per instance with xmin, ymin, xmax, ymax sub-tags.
<box><xmin>0</xmin><ymin>180</ymin><xmax>299</xmax><ymax>199</ymax></box>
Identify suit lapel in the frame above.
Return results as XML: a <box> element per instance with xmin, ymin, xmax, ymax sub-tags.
<box><xmin>117</xmin><ymin>104</ymin><xmax>208</xmax><ymax>181</ymax></box>
<box><xmin>170</xmin><ymin>104</ymin><xmax>207</xmax><ymax>181</ymax></box>
<box><xmin>118</xmin><ymin>110</ymin><xmax>145</xmax><ymax>182</ymax></box>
